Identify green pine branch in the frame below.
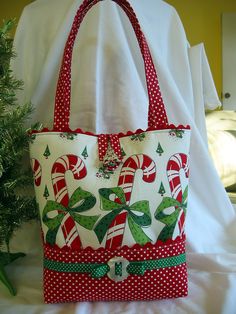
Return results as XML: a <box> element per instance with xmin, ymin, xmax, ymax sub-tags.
<box><xmin>0</xmin><ymin>20</ymin><xmax>23</xmax><ymax>110</ymax></box>
<box><xmin>0</xmin><ymin>20</ymin><xmax>39</xmax><ymax>295</ymax></box>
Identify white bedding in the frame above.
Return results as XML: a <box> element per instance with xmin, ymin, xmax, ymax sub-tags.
<box><xmin>1</xmin><ymin>0</ymin><xmax>236</xmax><ymax>313</ymax></box>
<box><xmin>206</xmin><ymin>110</ymin><xmax>236</xmax><ymax>190</ymax></box>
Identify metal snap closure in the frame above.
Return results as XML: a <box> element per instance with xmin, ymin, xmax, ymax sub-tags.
<box><xmin>107</xmin><ymin>256</ymin><xmax>129</xmax><ymax>282</ymax></box>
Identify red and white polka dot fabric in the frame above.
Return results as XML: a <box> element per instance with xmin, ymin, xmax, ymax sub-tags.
<box><xmin>98</xmin><ymin>134</ymin><xmax>122</xmax><ymax>161</ymax></box>
<box><xmin>44</xmin><ymin>237</ymin><xmax>188</xmax><ymax>303</ymax></box>
<box><xmin>53</xmin><ymin>0</ymin><xmax>169</xmax><ymax>133</ymax></box>
<box><xmin>53</xmin><ymin>0</ymin><xmax>170</xmax><ymax>165</ymax></box>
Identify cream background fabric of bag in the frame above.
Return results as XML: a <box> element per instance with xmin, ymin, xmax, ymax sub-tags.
<box><xmin>1</xmin><ymin>0</ymin><xmax>236</xmax><ymax>313</ymax></box>
<box><xmin>30</xmin><ymin>130</ymin><xmax>191</xmax><ymax>248</ymax></box>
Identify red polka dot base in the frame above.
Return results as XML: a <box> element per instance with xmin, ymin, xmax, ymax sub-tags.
<box><xmin>43</xmin><ymin>237</ymin><xmax>188</xmax><ymax>303</ymax></box>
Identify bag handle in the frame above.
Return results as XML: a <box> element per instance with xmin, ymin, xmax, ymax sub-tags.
<box><xmin>53</xmin><ymin>0</ymin><xmax>169</xmax><ymax>131</ymax></box>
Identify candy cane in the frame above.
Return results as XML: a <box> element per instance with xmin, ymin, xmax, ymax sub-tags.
<box><xmin>30</xmin><ymin>158</ymin><xmax>42</xmax><ymax>187</ymax></box>
<box><xmin>51</xmin><ymin>154</ymin><xmax>87</xmax><ymax>248</ymax></box>
<box><xmin>105</xmin><ymin>154</ymin><xmax>156</xmax><ymax>249</ymax></box>
<box><xmin>167</xmin><ymin>153</ymin><xmax>189</xmax><ymax>236</ymax></box>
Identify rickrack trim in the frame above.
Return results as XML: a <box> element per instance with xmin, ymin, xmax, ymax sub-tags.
<box><xmin>29</xmin><ymin>124</ymin><xmax>191</xmax><ymax>136</ymax></box>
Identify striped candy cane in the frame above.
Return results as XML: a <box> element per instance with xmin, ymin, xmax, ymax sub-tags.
<box><xmin>105</xmin><ymin>154</ymin><xmax>156</xmax><ymax>249</ymax></box>
<box><xmin>30</xmin><ymin>158</ymin><xmax>42</xmax><ymax>187</ymax></box>
<box><xmin>167</xmin><ymin>153</ymin><xmax>189</xmax><ymax>236</ymax></box>
<box><xmin>51</xmin><ymin>154</ymin><xmax>87</xmax><ymax>248</ymax></box>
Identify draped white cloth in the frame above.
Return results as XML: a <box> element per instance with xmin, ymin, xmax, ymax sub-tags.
<box><xmin>1</xmin><ymin>0</ymin><xmax>236</xmax><ymax>313</ymax></box>
<box><xmin>188</xmin><ymin>43</ymin><xmax>222</xmax><ymax>146</ymax></box>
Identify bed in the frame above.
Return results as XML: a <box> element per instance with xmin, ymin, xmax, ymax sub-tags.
<box><xmin>206</xmin><ymin>110</ymin><xmax>236</xmax><ymax>195</ymax></box>
<box><xmin>1</xmin><ymin>1</ymin><xmax>236</xmax><ymax>313</ymax></box>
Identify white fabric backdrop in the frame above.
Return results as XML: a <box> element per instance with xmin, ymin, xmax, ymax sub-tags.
<box><xmin>188</xmin><ymin>43</ymin><xmax>222</xmax><ymax>146</ymax></box>
<box><xmin>1</xmin><ymin>0</ymin><xmax>236</xmax><ymax>313</ymax></box>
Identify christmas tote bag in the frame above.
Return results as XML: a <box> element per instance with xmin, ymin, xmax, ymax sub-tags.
<box><xmin>29</xmin><ymin>0</ymin><xmax>191</xmax><ymax>303</ymax></box>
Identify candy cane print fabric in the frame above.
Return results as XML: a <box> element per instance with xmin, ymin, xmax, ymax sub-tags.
<box><xmin>105</xmin><ymin>154</ymin><xmax>156</xmax><ymax>249</ymax></box>
<box><xmin>154</xmin><ymin>153</ymin><xmax>190</xmax><ymax>242</ymax></box>
<box><xmin>51</xmin><ymin>155</ymin><xmax>87</xmax><ymax>249</ymax></box>
<box><xmin>29</xmin><ymin>0</ymin><xmax>191</xmax><ymax>303</ymax></box>
<box><xmin>30</xmin><ymin>158</ymin><xmax>42</xmax><ymax>187</ymax></box>
<box><xmin>30</xmin><ymin>129</ymin><xmax>191</xmax><ymax>249</ymax></box>
<box><xmin>167</xmin><ymin>153</ymin><xmax>190</xmax><ymax>235</ymax></box>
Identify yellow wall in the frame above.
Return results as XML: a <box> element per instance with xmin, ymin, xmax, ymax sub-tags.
<box><xmin>1</xmin><ymin>0</ymin><xmax>236</xmax><ymax>98</ymax></box>
<box><xmin>0</xmin><ymin>0</ymin><xmax>32</xmax><ymax>23</ymax></box>
<box><xmin>166</xmin><ymin>0</ymin><xmax>236</xmax><ymax>99</ymax></box>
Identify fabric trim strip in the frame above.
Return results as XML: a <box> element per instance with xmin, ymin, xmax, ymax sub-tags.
<box><xmin>44</xmin><ymin>253</ymin><xmax>186</xmax><ymax>280</ymax></box>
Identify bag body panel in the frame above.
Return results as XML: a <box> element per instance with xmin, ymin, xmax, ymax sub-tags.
<box><xmin>30</xmin><ymin>128</ymin><xmax>191</xmax><ymax>249</ymax></box>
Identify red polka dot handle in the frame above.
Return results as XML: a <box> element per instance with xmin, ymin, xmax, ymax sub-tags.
<box><xmin>53</xmin><ymin>0</ymin><xmax>169</xmax><ymax>131</ymax></box>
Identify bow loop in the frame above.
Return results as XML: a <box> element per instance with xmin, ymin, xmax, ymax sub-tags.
<box><xmin>94</xmin><ymin>188</ymin><xmax>152</xmax><ymax>245</ymax></box>
<box><xmin>154</xmin><ymin>186</ymin><xmax>188</xmax><ymax>241</ymax></box>
<box><xmin>91</xmin><ymin>264</ymin><xmax>110</xmax><ymax>279</ymax></box>
<box><xmin>99</xmin><ymin>187</ymin><xmax>126</xmax><ymax>210</ymax></box>
<box><xmin>43</xmin><ymin>200</ymin><xmax>68</xmax><ymax>230</ymax></box>
<box><xmin>42</xmin><ymin>187</ymin><xmax>99</xmax><ymax>245</ymax></box>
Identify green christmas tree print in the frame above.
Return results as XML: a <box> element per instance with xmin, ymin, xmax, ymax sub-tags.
<box><xmin>81</xmin><ymin>146</ymin><xmax>88</xmax><ymax>159</ymax></box>
<box><xmin>43</xmin><ymin>145</ymin><xmax>51</xmax><ymax>159</ymax></box>
<box><xmin>43</xmin><ymin>185</ymin><xmax>49</xmax><ymax>199</ymax></box>
<box><xmin>156</xmin><ymin>142</ymin><xmax>164</xmax><ymax>156</ymax></box>
<box><xmin>121</xmin><ymin>147</ymin><xmax>126</xmax><ymax>157</ymax></box>
<box><xmin>158</xmin><ymin>182</ymin><xmax>166</xmax><ymax>196</ymax></box>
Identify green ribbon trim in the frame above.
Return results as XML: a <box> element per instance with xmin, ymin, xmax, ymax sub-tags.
<box><xmin>94</xmin><ymin>187</ymin><xmax>152</xmax><ymax>245</ymax></box>
<box><xmin>42</xmin><ymin>187</ymin><xmax>99</xmax><ymax>245</ymax></box>
<box><xmin>154</xmin><ymin>186</ymin><xmax>188</xmax><ymax>242</ymax></box>
<box><xmin>44</xmin><ymin>253</ymin><xmax>186</xmax><ymax>279</ymax></box>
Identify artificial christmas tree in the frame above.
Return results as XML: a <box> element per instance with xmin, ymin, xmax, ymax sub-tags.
<box><xmin>0</xmin><ymin>20</ymin><xmax>38</xmax><ymax>295</ymax></box>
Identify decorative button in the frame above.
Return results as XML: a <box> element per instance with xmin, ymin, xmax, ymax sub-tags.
<box><xmin>107</xmin><ymin>256</ymin><xmax>129</xmax><ymax>282</ymax></box>
<box><xmin>102</xmin><ymin>142</ymin><xmax>122</xmax><ymax>171</ymax></box>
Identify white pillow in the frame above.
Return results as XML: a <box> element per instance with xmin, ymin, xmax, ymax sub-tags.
<box><xmin>206</xmin><ymin>110</ymin><xmax>236</xmax><ymax>189</ymax></box>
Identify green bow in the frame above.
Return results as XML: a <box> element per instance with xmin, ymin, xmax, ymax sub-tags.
<box><xmin>154</xmin><ymin>186</ymin><xmax>188</xmax><ymax>242</ymax></box>
<box><xmin>94</xmin><ymin>187</ymin><xmax>152</xmax><ymax>245</ymax></box>
<box><xmin>42</xmin><ymin>187</ymin><xmax>99</xmax><ymax>245</ymax></box>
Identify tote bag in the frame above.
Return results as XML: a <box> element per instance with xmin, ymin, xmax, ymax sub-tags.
<box><xmin>29</xmin><ymin>0</ymin><xmax>191</xmax><ymax>303</ymax></box>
